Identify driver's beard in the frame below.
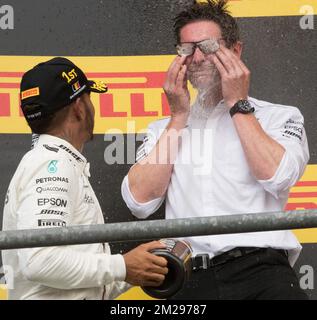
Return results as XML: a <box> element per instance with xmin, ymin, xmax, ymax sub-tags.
<box><xmin>188</xmin><ymin>62</ymin><xmax>222</xmax><ymax>119</ymax></box>
<box><xmin>87</xmin><ymin>118</ymin><xmax>94</xmax><ymax>142</ymax></box>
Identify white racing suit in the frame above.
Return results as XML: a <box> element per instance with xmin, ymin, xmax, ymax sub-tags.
<box><xmin>2</xmin><ymin>134</ymin><xmax>130</xmax><ymax>300</ymax></box>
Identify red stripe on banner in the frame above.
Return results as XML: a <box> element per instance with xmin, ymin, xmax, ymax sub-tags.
<box><xmin>99</xmin><ymin>94</ymin><xmax>127</xmax><ymax>117</ymax></box>
<box><xmin>0</xmin><ymin>83</ymin><xmax>19</xmax><ymax>89</ymax></box>
<box><xmin>285</xmin><ymin>203</ymin><xmax>317</xmax><ymax>210</ymax></box>
<box><xmin>289</xmin><ymin>192</ymin><xmax>317</xmax><ymax>198</ymax></box>
<box><xmin>295</xmin><ymin>181</ymin><xmax>317</xmax><ymax>187</ymax></box>
<box><xmin>0</xmin><ymin>72</ymin><xmax>167</xmax><ymax>90</ymax></box>
<box><xmin>0</xmin><ymin>94</ymin><xmax>10</xmax><ymax>116</ymax></box>
<box><xmin>0</xmin><ymin>72</ymin><xmax>23</xmax><ymax>77</ymax></box>
<box><xmin>131</xmin><ymin>93</ymin><xmax>158</xmax><ymax>117</ymax></box>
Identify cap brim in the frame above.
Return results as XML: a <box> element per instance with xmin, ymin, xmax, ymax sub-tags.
<box><xmin>88</xmin><ymin>80</ymin><xmax>108</xmax><ymax>93</ymax></box>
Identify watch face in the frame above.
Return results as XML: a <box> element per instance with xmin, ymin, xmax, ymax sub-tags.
<box><xmin>238</xmin><ymin>100</ymin><xmax>254</xmax><ymax>113</ymax></box>
<box><xmin>230</xmin><ymin>100</ymin><xmax>255</xmax><ymax>117</ymax></box>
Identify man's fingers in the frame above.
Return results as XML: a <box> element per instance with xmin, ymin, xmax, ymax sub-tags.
<box><xmin>237</xmin><ymin>58</ymin><xmax>250</xmax><ymax>76</ymax></box>
<box><xmin>150</xmin><ymin>254</ymin><xmax>168</xmax><ymax>268</ymax></box>
<box><xmin>213</xmin><ymin>54</ymin><xmax>227</xmax><ymax>78</ymax></box>
<box><xmin>171</xmin><ymin>56</ymin><xmax>187</xmax><ymax>86</ymax></box>
<box><xmin>165</xmin><ymin>56</ymin><xmax>187</xmax><ymax>86</ymax></box>
<box><xmin>162</xmin><ymin>55</ymin><xmax>190</xmax><ymax>115</ymax></box>
<box><xmin>142</xmin><ymin>241</ymin><xmax>166</xmax><ymax>251</ymax></box>
<box><xmin>215</xmin><ymin>47</ymin><xmax>236</xmax><ymax>75</ymax></box>
<box><xmin>140</xmin><ymin>241</ymin><xmax>169</xmax><ymax>266</ymax></box>
<box><xmin>218</xmin><ymin>45</ymin><xmax>245</xmax><ymax>76</ymax></box>
<box><xmin>177</xmin><ymin>55</ymin><xmax>187</xmax><ymax>65</ymax></box>
<box><xmin>149</xmin><ymin>265</ymin><xmax>169</xmax><ymax>275</ymax></box>
<box><xmin>176</xmin><ymin>64</ymin><xmax>187</xmax><ymax>87</ymax></box>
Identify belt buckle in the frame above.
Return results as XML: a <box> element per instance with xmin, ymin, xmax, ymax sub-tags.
<box><xmin>192</xmin><ymin>254</ymin><xmax>210</xmax><ymax>271</ymax></box>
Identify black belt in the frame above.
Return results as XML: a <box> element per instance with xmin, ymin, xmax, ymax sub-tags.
<box><xmin>192</xmin><ymin>247</ymin><xmax>288</xmax><ymax>271</ymax></box>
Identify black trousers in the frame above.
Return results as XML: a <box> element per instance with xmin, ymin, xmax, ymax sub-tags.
<box><xmin>170</xmin><ymin>248</ymin><xmax>308</xmax><ymax>300</ymax></box>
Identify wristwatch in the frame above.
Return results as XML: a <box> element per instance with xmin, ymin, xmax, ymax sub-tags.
<box><xmin>229</xmin><ymin>99</ymin><xmax>255</xmax><ymax>118</ymax></box>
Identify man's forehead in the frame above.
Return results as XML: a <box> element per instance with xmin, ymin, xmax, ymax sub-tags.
<box><xmin>180</xmin><ymin>20</ymin><xmax>222</xmax><ymax>42</ymax></box>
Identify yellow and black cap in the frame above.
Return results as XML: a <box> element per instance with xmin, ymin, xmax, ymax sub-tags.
<box><xmin>20</xmin><ymin>57</ymin><xmax>107</xmax><ymax>121</ymax></box>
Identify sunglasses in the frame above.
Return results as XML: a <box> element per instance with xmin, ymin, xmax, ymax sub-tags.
<box><xmin>176</xmin><ymin>38</ymin><xmax>222</xmax><ymax>57</ymax></box>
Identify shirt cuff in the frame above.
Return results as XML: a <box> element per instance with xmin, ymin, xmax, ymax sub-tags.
<box><xmin>109</xmin><ymin>254</ymin><xmax>126</xmax><ymax>282</ymax></box>
<box><xmin>257</xmin><ymin>151</ymin><xmax>295</xmax><ymax>198</ymax></box>
<box><xmin>121</xmin><ymin>175</ymin><xmax>164</xmax><ymax>219</ymax></box>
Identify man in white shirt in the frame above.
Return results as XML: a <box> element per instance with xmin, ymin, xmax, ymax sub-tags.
<box><xmin>121</xmin><ymin>0</ymin><xmax>309</xmax><ymax>299</ymax></box>
<box><xmin>2</xmin><ymin>57</ymin><xmax>168</xmax><ymax>300</ymax></box>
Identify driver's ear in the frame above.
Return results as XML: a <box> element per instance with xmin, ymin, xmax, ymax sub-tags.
<box><xmin>72</xmin><ymin>97</ymin><xmax>85</xmax><ymax>121</ymax></box>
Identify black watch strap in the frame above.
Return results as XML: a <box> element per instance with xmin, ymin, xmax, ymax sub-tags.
<box><xmin>230</xmin><ymin>100</ymin><xmax>255</xmax><ymax>118</ymax></box>
<box><xmin>229</xmin><ymin>104</ymin><xmax>240</xmax><ymax>118</ymax></box>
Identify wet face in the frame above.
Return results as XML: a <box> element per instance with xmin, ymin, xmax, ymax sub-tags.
<box><xmin>179</xmin><ymin>20</ymin><xmax>224</xmax><ymax>90</ymax></box>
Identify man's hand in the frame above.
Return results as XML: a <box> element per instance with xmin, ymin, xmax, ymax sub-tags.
<box><xmin>213</xmin><ymin>44</ymin><xmax>250</xmax><ymax>108</ymax></box>
<box><xmin>163</xmin><ymin>56</ymin><xmax>190</xmax><ymax>120</ymax></box>
<box><xmin>123</xmin><ymin>241</ymin><xmax>169</xmax><ymax>287</ymax></box>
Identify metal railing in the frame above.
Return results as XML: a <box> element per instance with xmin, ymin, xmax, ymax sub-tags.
<box><xmin>1</xmin><ymin>210</ymin><xmax>317</xmax><ymax>250</ymax></box>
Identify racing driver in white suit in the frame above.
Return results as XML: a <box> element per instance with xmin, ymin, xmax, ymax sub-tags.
<box><xmin>2</xmin><ymin>57</ymin><xmax>168</xmax><ymax>300</ymax></box>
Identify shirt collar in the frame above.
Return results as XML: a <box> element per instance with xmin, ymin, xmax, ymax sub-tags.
<box><xmin>37</xmin><ymin>134</ymin><xmax>89</xmax><ymax>174</ymax></box>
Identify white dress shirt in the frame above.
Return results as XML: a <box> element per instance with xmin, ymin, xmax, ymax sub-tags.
<box><xmin>121</xmin><ymin>97</ymin><xmax>310</xmax><ymax>266</ymax></box>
